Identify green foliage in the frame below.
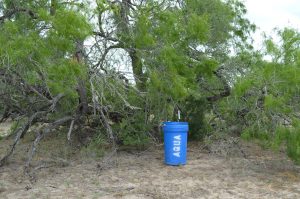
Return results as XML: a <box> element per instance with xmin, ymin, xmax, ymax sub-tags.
<box><xmin>187</xmin><ymin>14</ymin><xmax>209</xmax><ymax>42</ymax></box>
<box><xmin>195</xmin><ymin>58</ymin><xmax>219</xmax><ymax>77</ymax></box>
<box><xmin>51</xmin><ymin>9</ymin><xmax>92</xmax><ymax>41</ymax></box>
<box><xmin>264</xmin><ymin>28</ymin><xmax>300</xmax><ymax>65</ymax></box>
<box><xmin>264</xmin><ymin>95</ymin><xmax>286</xmax><ymax>112</ymax></box>
<box><xmin>241</xmin><ymin>127</ymin><xmax>270</xmax><ymax>142</ymax></box>
<box><xmin>0</xmin><ymin>0</ymin><xmax>262</xmax><ymax>157</ymax></box>
<box><xmin>286</xmin><ymin>130</ymin><xmax>300</xmax><ymax>164</ymax></box>
<box><xmin>122</xmin><ymin>0</ymin><xmax>255</xmax><ymax>143</ymax></box>
<box><xmin>186</xmin><ymin>0</ymin><xmax>232</xmax><ymax>44</ymax></box>
<box><xmin>226</xmin><ymin>28</ymin><xmax>300</xmax><ymax>164</ymax></box>
<box><xmin>183</xmin><ymin>95</ymin><xmax>211</xmax><ymax>140</ymax></box>
<box><xmin>241</xmin><ymin>123</ymin><xmax>300</xmax><ymax>165</ymax></box>
<box><xmin>117</xmin><ymin>119</ymin><xmax>150</xmax><ymax>147</ymax></box>
<box><xmin>82</xmin><ymin>132</ymin><xmax>108</xmax><ymax>158</ymax></box>
<box><xmin>134</xmin><ymin>14</ymin><xmax>156</xmax><ymax>49</ymax></box>
<box><xmin>270</xmin><ymin>126</ymin><xmax>289</xmax><ymax>151</ymax></box>
<box><xmin>0</xmin><ymin>2</ymin><xmax>92</xmax><ymax>116</ymax></box>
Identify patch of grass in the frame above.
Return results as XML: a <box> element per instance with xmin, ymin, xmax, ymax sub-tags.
<box><xmin>80</xmin><ymin>141</ymin><xmax>106</xmax><ymax>159</ymax></box>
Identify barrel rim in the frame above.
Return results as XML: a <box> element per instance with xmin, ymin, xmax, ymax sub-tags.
<box><xmin>163</xmin><ymin>121</ymin><xmax>188</xmax><ymax>125</ymax></box>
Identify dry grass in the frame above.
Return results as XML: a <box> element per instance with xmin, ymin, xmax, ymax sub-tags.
<box><xmin>0</xmin><ymin>121</ymin><xmax>300</xmax><ymax>198</ymax></box>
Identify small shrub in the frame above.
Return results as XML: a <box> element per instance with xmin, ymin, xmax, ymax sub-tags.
<box><xmin>183</xmin><ymin>95</ymin><xmax>211</xmax><ymax>140</ymax></box>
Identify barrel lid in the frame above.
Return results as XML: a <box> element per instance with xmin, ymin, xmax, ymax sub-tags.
<box><xmin>163</xmin><ymin>121</ymin><xmax>188</xmax><ymax>125</ymax></box>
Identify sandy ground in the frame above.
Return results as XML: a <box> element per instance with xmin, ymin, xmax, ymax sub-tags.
<box><xmin>0</xmin><ymin>120</ymin><xmax>11</xmax><ymax>137</ymax></box>
<box><xmin>1</xmin><ymin>122</ymin><xmax>300</xmax><ymax>198</ymax></box>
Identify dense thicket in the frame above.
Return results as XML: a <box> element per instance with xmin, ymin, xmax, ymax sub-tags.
<box><xmin>222</xmin><ymin>28</ymin><xmax>300</xmax><ymax>163</ymax></box>
<box><xmin>0</xmin><ymin>0</ymin><xmax>299</xmax><ymax>167</ymax></box>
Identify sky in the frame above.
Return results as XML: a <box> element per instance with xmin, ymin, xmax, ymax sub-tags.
<box><xmin>244</xmin><ymin>0</ymin><xmax>300</xmax><ymax>48</ymax></box>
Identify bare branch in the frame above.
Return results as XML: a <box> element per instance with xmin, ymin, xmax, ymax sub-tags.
<box><xmin>93</xmin><ymin>44</ymin><xmax>123</xmax><ymax>71</ymax></box>
<box><xmin>0</xmin><ymin>93</ymin><xmax>64</xmax><ymax>167</ymax></box>
<box><xmin>98</xmin><ymin>106</ymin><xmax>115</xmax><ymax>147</ymax></box>
<box><xmin>0</xmin><ymin>111</ymin><xmax>47</xmax><ymax>167</ymax></box>
<box><xmin>0</xmin><ymin>8</ymin><xmax>37</xmax><ymax>21</ymax></box>
<box><xmin>25</xmin><ymin>116</ymin><xmax>72</xmax><ymax>177</ymax></box>
<box><xmin>93</xmin><ymin>31</ymin><xmax>120</xmax><ymax>43</ymax></box>
<box><xmin>67</xmin><ymin>119</ymin><xmax>75</xmax><ymax>141</ymax></box>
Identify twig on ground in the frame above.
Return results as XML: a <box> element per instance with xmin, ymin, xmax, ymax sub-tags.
<box><xmin>67</xmin><ymin>119</ymin><xmax>75</xmax><ymax>141</ymax></box>
<box><xmin>0</xmin><ymin>94</ymin><xmax>64</xmax><ymax>168</ymax></box>
<box><xmin>0</xmin><ymin>111</ymin><xmax>47</xmax><ymax>167</ymax></box>
<box><xmin>24</xmin><ymin>116</ymin><xmax>72</xmax><ymax>177</ymax></box>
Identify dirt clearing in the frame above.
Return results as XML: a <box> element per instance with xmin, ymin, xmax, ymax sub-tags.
<box><xmin>1</xmin><ymin>123</ymin><xmax>300</xmax><ymax>198</ymax></box>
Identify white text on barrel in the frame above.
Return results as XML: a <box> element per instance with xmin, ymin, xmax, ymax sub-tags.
<box><xmin>173</xmin><ymin>135</ymin><xmax>181</xmax><ymax>157</ymax></box>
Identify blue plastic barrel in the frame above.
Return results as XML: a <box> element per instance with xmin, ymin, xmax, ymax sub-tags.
<box><xmin>162</xmin><ymin>122</ymin><xmax>188</xmax><ymax>165</ymax></box>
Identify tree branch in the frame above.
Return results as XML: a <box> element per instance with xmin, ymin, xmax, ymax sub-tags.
<box><xmin>25</xmin><ymin>116</ymin><xmax>72</xmax><ymax>179</ymax></box>
<box><xmin>67</xmin><ymin>119</ymin><xmax>75</xmax><ymax>141</ymax></box>
<box><xmin>0</xmin><ymin>93</ymin><xmax>64</xmax><ymax>167</ymax></box>
<box><xmin>0</xmin><ymin>111</ymin><xmax>47</xmax><ymax>167</ymax></box>
<box><xmin>0</xmin><ymin>8</ymin><xmax>37</xmax><ymax>21</ymax></box>
<box><xmin>92</xmin><ymin>44</ymin><xmax>123</xmax><ymax>71</ymax></box>
<box><xmin>93</xmin><ymin>31</ymin><xmax>120</xmax><ymax>43</ymax></box>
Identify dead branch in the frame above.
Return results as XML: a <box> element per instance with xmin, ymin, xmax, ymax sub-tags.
<box><xmin>0</xmin><ymin>8</ymin><xmax>37</xmax><ymax>21</ymax></box>
<box><xmin>26</xmin><ymin>159</ymin><xmax>70</xmax><ymax>182</ymax></box>
<box><xmin>49</xmin><ymin>93</ymin><xmax>64</xmax><ymax>111</ymax></box>
<box><xmin>0</xmin><ymin>111</ymin><xmax>47</xmax><ymax>167</ymax></box>
<box><xmin>98</xmin><ymin>106</ymin><xmax>116</xmax><ymax>147</ymax></box>
<box><xmin>107</xmin><ymin>82</ymin><xmax>141</xmax><ymax>110</ymax></box>
<box><xmin>1</xmin><ymin>67</ymin><xmax>54</xmax><ymax>104</ymax></box>
<box><xmin>93</xmin><ymin>31</ymin><xmax>120</xmax><ymax>43</ymax></box>
<box><xmin>25</xmin><ymin>116</ymin><xmax>72</xmax><ymax>176</ymax></box>
<box><xmin>0</xmin><ymin>93</ymin><xmax>64</xmax><ymax>167</ymax></box>
<box><xmin>67</xmin><ymin>119</ymin><xmax>75</xmax><ymax>141</ymax></box>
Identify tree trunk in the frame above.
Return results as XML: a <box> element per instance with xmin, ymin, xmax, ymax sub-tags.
<box><xmin>119</xmin><ymin>0</ymin><xmax>147</xmax><ymax>91</ymax></box>
<box><xmin>74</xmin><ymin>40</ymin><xmax>88</xmax><ymax>115</ymax></box>
<box><xmin>50</xmin><ymin>0</ymin><xmax>57</xmax><ymax>16</ymax></box>
<box><xmin>129</xmin><ymin>49</ymin><xmax>146</xmax><ymax>90</ymax></box>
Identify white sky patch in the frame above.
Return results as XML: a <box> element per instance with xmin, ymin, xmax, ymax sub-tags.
<box><xmin>244</xmin><ymin>0</ymin><xmax>300</xmax><ymax>49</ymax></box>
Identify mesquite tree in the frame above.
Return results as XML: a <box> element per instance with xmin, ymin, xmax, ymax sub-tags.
<box><xmin>0</xmin><ymin>0</ymin><xmax>254</xmax><ymax>170</ymax></box>
<box><xmin>90</xmin><ymin>0</ymin><xmax>254</xmax><ymax>139</ymax></box>
<box><xmin>221</xmin><ymin>28</ymin><xmax>300</xmax><ymax>164</ymax></box>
